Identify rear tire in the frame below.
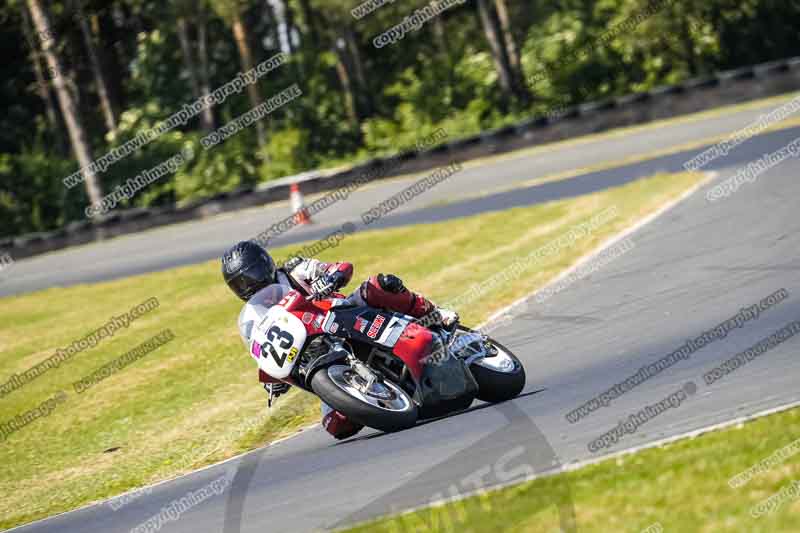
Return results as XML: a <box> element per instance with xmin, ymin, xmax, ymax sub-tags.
<box><xmin>311</xmin><ymin>365</ymin><xmax>418</xmax><ymax>433</ymax></box>
<box><xmin>470</xmin><ymin>339</ymin><xmax>526</xmax><ymax>403</ymax></box>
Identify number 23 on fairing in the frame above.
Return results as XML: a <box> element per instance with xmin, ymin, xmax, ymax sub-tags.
<box><xmin>250</xmin><ymin>306</ymin><xmax>307</xmax><ymax>379</ymax></box>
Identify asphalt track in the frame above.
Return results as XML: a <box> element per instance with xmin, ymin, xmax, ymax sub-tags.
<box><xmin>9</xmin><ymin>97</ymin><xmax>800</xmax><ymax>532</ymax></box>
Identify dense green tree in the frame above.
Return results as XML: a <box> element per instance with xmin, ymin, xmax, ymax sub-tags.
<box><xmin>27</xmin><ymin>0</ymin><xmax>104</xmax><ymax>206</ymax></box>
<box><xmin>1</xmin><ymin>0</ymin><xmax>798</xmax><ymax>239</ymax></box>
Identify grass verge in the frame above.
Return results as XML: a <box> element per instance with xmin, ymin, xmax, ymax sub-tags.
<box><xmin>346</xmin><ymin>407</ymin><xmax>800</xmax><ymax>533</ymax></box>
<box><xmin>0</xmin><ymin>170</ymin><xmax>703</xmax><ymax>530</ymax></box>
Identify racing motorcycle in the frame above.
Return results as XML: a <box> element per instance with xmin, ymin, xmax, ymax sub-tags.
<box><xmin>251</xmin><ymin>289</ymin><xmax>526</xmax><ymax>433</ymax></box>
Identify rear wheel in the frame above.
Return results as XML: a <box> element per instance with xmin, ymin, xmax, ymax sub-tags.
<box><xmin>311</xmin><ymin>365</ymin><xmax>418</xmax><ymax>433</ymax></box>
<box><xmin>466</xmin><ymin>336</ymin><xmax>526</xmax><ymax>403</ymax></box>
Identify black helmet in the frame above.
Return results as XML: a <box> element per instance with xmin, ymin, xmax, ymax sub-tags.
<box><xmin>222</xmin><ymin>241</ymin><xmax>276</xmax><ymax>301</ymax></box>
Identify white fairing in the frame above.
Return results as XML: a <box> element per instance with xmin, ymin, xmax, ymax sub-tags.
<box><xmin>239</xmin><ymin>283</ymin><xmax>308</xmax><ymax>380</ymax></box>
<box><xmin>250</xmin><ymin>306</ymin><xmax>307</xmax><ymax>379</ymax></box>
<box><xmin>238</xmin><ymin>284</ymin><xmax>289</xmax><ymax>345</ymax></box>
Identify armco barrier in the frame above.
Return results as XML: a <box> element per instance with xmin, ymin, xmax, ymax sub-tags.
<box><xmin>4</xmin><ymin>56</ymin><xmax>800</xmax><ymax>260</ymax></box>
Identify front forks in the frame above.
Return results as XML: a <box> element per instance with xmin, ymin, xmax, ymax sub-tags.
<box><xmin>447</xmin><ymin>329</ymin><xmax>495</xmax><ymax>366</ymax></box>
<box><xmin>346</xmin><ymin>353</ymin><xmax>379</xmax><ymax>392</ymax></box>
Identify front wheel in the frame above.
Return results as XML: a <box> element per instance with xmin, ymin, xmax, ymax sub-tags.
<box><xmin>311</xmin><ymin>365</ymin><xmax>418</xmax><ymax>433</ymax></box>
<box><xmin>469</xmin><ymin>338</ymin><xmax>526</xmax><ymax>403</ymax></box>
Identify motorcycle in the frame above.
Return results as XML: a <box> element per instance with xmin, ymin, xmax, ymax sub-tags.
<box><xmin>250</xmin><ymin>289</ymin><xmax>526</xmax><ymax>433</ymax></box>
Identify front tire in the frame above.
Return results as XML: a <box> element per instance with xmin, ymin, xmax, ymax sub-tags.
<box><xmin>311</xmin><ymin>365</ymin><xmax>418</xmax><ymax>433</ymax></box>
<box><xmin>469</xmin><ymin>339</ymin><xmax>526</xmax><ymax>403</ymax></box>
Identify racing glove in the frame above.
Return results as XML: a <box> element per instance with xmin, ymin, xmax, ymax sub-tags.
<box><xmin>418</xmin><ymin>307</ymin><xmax>460</xmax><ymax>331</ymax></box>
<box><xmin>310</xmin><ymin>271</ymin><xmax>347</xmax><ymax>299</ymax></box>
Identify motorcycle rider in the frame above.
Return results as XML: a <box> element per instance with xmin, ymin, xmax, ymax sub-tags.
<box><xmin>222</xmin><ymin>240</ymin><xmax>458</xmax><ymax>440</ymax></box>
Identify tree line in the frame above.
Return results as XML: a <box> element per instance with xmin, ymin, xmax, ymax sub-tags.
<box><xmin>1</xmin><ymin>0</ymin><xmax>798</xmax><ymax>238</ymax></box>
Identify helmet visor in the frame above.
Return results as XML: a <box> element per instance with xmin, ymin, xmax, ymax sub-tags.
<box><xmin>226</xmin><ymin>257</ymin><xmax>275</xmax><ymax>301</ymax></box>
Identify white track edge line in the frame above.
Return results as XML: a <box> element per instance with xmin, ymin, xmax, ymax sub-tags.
<box><xmin>340</xmin><ymin>396</ymin><xmax>800</xmax><ymax>531</ymax></box>
<box><xmin>476</xmin><ymin>171</ymin><xmax>719</xmax><ymax>331</ymax></box>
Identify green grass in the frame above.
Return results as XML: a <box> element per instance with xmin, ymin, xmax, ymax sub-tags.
<box><xmin>0</xmin><ymin>171</ymin><xmax>703</xmax><ymax>530</ymax></box>
<box><xmin>346</xmin><ymin>407</ymin><xmax>800</xmax><ymax>533</ymax></box>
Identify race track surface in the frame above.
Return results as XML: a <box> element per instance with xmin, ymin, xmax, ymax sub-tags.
<box><xmin>9</xmin><ymin>98</ymin><xmax>800</xmax><ymax>532</ymax></box>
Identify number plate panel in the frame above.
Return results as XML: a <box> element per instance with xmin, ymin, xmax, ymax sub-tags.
<box><xmin>251</xmin><ymin>306</ymin><xmax>307</xmax><ymax>379</ymax></box>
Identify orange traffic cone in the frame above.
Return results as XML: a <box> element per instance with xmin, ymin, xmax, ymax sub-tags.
<box><xmin>290</xmin><ymin>183</ymin><xmax>312</xmax><ymax>225</ymax></box>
